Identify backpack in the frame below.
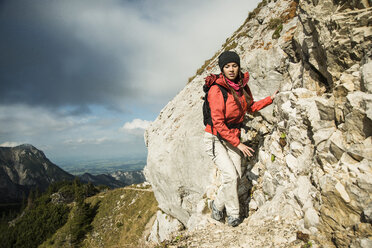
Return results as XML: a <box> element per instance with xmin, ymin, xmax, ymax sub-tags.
<box><xmin>202</xmin><ymin>74</ymin><xmax>228</xmax><ymax>127</ymax></box>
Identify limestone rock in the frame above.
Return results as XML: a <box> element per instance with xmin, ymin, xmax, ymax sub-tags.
<box><xmin>304</xmin><ymin>207</ymin><xmax>319</xmax><ymax>229</ymax></box>
<box><xmin>294</xmin><ymin>176</ymin><xmax>313</xmax><ymax>208</ymax></box>
<box><xmin>147</xmin><ymin>211</ymin><xmax>184</xmax><ymax>244</ymax></box>
<box><xmin>144</xmin><ymin>0</ymin><xmax>372</xmax><ymax>247</ymax></box>
<box><xmin>335</xmin><ymin>182</ymin><xmax>351</xmax><ymax>203</ymax></box>
<box><xmin>361</xmin><ymin>56</ymin><xmax>372</xmax><ymax>93</ymax></box>
<box><xmin>329</xmin><ymin>130</ymin><xmax>347</xmax><ymax>160</ymax></box>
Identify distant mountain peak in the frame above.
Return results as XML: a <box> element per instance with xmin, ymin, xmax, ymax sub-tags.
<box><xmin>16</xmin><ymin>144</ymin><xmax>36</xmax><ymax>149</ymax></box>
<box><xmin>0</xmin><ymin>144</ymin><xmax>74</xmax><ymax>203</ymax></box>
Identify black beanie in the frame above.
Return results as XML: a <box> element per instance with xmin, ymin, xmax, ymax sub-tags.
<box><xmin>218</xmin><ymin>51</ymin><xmax>240</xmax><ymax>71</ymax></box>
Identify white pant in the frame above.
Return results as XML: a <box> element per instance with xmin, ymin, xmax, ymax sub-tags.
<box><xmin>204</xmin><ymin>132</ymin><xmax>242</xmax><ymax>218</ymax></box>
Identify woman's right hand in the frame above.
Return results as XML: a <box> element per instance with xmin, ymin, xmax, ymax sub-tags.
<box><xmin>237</xmin><ymin>143</ymin><xmax>255</xmax><ymax>157</ymax></box>
<box><xmin>271</xmin><ymin>90</ymin><xmax>279</xmax><ymax>100</ymax></box>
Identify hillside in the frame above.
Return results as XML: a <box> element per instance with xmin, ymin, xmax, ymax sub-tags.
<box><xmin>144</xmin><ymin>0</ymin><xmax>372</xmax><ymax>247</ymax></box>
<box><xmin>39</xmin><ymin>183</ymin><xmax>157</xmax><ymax>248</ymax></box>
<box><xmin>1</xmin><ymin>178</ymin><xmax>158</xmax><ymax>248</ymax></box>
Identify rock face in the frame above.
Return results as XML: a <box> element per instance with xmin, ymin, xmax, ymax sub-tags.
<box><xmin>110</xmin><ymin>170</ymin><xmax>146</xmax><ymax>186</ymax></box>
<box><xmin>79</xmin><ymin>173</ymin><xmax>126</xmax><ymax>188</ymax></box>
<box><xmin>145</xmin><ymin>0</ymin><xmax>372</xmax><ymax>247</ymax></box>
<box><xmin>147</xmin><ymin>210</ymin><xmax>184</xmax><ymax>244</ymax></box>
<box><xmin>79</xmin><ymin>170</ymin><xmax>146</xmax><ymax>189</ymax></box>
<box><xmin>0</xmin><ymin>144</ymin><xmax>75</xmax><ymax>203</ymax></box>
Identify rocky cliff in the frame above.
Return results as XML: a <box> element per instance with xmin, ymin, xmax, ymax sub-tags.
<box><xmin>79</xmin><ymin>172</ymin><xmax>126</xmax><ymax>188</ymax></box>
<box><xmin>111</xmin><ymin>170</ymin><xmax>146</xmax><ymax>186</ymax></box>
<box><xmin>0</xmin><ymin>144</ymin><xmax>74</xmax><ymax>203</ymax></box>
<box><xmin>79</xmin><ymin>170</ymin><xmax>145</xmax><ymax>188</ymax></box>
<box><xmin>144</xmin><ymin>0</ymin><xmax>372</xmax><ymax>247</ymax></box>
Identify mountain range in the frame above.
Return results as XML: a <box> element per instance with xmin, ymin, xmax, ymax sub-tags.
<box><xmin>0</xmin><ymin>144</ymin><xmax>145</xmax><ymax>203</ymax></box>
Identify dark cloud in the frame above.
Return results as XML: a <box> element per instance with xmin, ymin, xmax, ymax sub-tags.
<box><xmin>0</xmin><ymin>0</ymin><xmax>260</xmax><ymax>161</ymax></box>
<box><xmin>0</xmin><ymin>0</ymin><xmax>259</xmax><ymax>114</ymax></box>
<box><xmin>0</xmin><ymin>1</ymin><xmax>132</xmax><ymax>110</ymax></box>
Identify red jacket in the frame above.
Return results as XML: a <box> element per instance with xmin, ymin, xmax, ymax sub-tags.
<box><xmin>204</xmin><ymin>72</ymin><xmax>273</xmax><ymax>147</ymax></box>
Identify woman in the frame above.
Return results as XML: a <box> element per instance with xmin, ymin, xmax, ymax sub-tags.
<box><xmin>204</xmin><ymin>51</ymin><xmax>277</xmax><ymax>227</ymax></box>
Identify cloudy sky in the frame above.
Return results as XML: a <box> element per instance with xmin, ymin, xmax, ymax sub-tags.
<box><xmin>0</xmin><ymin>0</ymin><xmax>260</xmax><ymax>163</ymax></box>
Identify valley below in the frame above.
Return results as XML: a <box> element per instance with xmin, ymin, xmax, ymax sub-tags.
<box><xmin>57</xmin><ymin>157</ymin><xmax>146</xmax><ymax>176</ymax></box>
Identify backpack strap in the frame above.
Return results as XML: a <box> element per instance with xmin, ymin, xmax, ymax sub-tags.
<box><xmin>207</xmin><ymin>83</ymin><xmax>229</xmax><ymax>136</ymax></box>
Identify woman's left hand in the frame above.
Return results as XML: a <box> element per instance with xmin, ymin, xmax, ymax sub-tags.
<box><xmin>271</xmin><ymin>90</ymin><xmax>279</xmax><ymax>100</ymax></box>
<box><xmin>237</xmin><ymin>143</ymin><xmax>255</xmax><ymax>157</ymax></box>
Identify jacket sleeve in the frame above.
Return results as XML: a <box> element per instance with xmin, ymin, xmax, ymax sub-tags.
<box><xmin>208</xmin><ymin>85</ymin><xmax>240</xmax><ymax>147</ymax></box>
<box><xmin>246</xmin><ymin>86</ymin><xmax>273</xmax><ymax>113</ymax></box>
<box><xmin>249</xmin><ymin>96</ymin><xmax>273</xmax><ymax>112</ymax></box>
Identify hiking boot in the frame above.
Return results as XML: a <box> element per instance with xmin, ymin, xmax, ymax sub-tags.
<box><xmin>227</xmin><ymin>216</ymin><xmax>241</xmax><ymax>227</ymax></box>
<box><xmin>209</xmin><ymin>200</ymin><xmax>224</xmax><ymax>221</ymax></box>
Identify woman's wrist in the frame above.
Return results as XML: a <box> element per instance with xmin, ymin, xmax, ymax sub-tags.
<box><xmin>271</xmin><ymin>90</ymin><xmax>279</xmax><ymax>100</ymax></box>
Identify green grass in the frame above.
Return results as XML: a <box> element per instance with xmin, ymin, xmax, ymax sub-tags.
<box><xmin>302</xmin><ymin>241</ymin><xmax>313</xmax><ymax>248</ymax></box>
<box><xmin>268</xmin><ymin>18</ymin><xmax>282</xmax><ymax>30</ymax></box>
<box><xmin>188</xmin><ymin>51</ymin><xmax>220</xmax><ymax>83</ymax></box>
<box><xmin>271</xmin><ymin>154</ymin><xmax>276</xmax><ymax>162</ymax></box>
<box><xmin>155</xmin><ymin>234</ymin><xmax>188</xmax><ymax>248</ymax></box>
<box><xmin>224</xmin><ymin>41</ymin><xmax>238</xmax><ymax>52</ymax></box>
<box><xmin>272</xmin><ymin>23</ymin><xmax>283</xmax><ymax>39</ymax></box>
<box><xmin>248</xmin><ymin>0</ymin><xmax>268</xmax><ymax>20</ymax></box>
<box><xmin>84</xmin><ymin>187</ymin><xmax>158</xmax><ymax>247</ymax></box>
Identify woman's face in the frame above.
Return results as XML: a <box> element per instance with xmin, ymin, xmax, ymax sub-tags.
<box><xmin>223</xmin><ymin>62</ymin><xmax>239</xmax><ymax>81</ymax></box>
